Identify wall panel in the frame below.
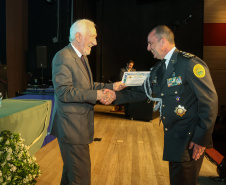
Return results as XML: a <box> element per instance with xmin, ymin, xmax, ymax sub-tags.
<box><xmin>204</xmin><ymin>0</ymin><xmax>226</xmax><ymax>23</ymax></box>
<box><xmin>203</xmin><ymin>46</ymin><xmax>226</xmax><ymax>70</ymax></box>
<box><xmin>204</xmin><ymin>0</ymin><xmax>226</xmax><ymax>109</ymax></box>
<box><xmin>6</xmin><ymin>0</ymin><xmax>28</xmax><ymax>97</ymax></box>
<box><xmin>211</xmin><ymin>70</ymin><xmax>226</xmax><ymax>107</ymax></box>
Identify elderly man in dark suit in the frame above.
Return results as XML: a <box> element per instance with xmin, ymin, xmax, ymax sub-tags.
<box><xmin>108</xmin><ymin>25</ymin><xmax>218</xmax><ymax>185</ymax></box>
<box><xmin>50</xmin><ymin>19</ymin><xmax>123</xmax><ymax>185</ymax></box>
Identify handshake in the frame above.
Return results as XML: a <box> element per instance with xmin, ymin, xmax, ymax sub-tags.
<box><xmin>97</xmin><ymin>81</ymin><xmax>126</xmax><ymax>105</ymax></box>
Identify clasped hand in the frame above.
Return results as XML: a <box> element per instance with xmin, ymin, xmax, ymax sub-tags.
<box><xmin>97</xmin><ymin>89</ymin><xmax>116</xmax><ymax>105</ymax></box>
<box><xmin>97</xmin><ymin>82</ymin><xmax>126</xmax><ymax>105</ymax></box>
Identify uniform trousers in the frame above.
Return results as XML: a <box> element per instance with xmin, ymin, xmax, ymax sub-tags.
<box><xmin>169</xmin><ymin>153</ymin><xmax>204</xmax><ymax>185</ymax></box>
<box><xmin>58</xmin><ymin>140</ymin><xmax>91</xmax><ymax>185</ymax></box>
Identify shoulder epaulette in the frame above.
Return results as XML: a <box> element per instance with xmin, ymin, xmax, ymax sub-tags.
<box><xmin>179</xmin><ymin>51</ymin><xmax>195</xmax><ymax>58</ymax></box>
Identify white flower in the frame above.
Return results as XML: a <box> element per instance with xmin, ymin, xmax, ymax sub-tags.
<box><xmin>20</xmin><ymin>138</ymin><xmax>25</xmax><ymax>142</ymax></box>
<box><xmin>8</xmin><ymin>164</ymin><xmax>13</xmax><ymax>167</ymax></box>
<box><xmin>6</xmin><ymin>175</ymin><xmax>11</xmax><ymax>181</ymax></box>
<box><xmin>28</xmin><ymin>158</ymin><xmax>33</xmax><ymax>164</ymax></box>
<box><xmin>7</xmin><ymin>147</ymin><xmax>12</xmax><ymax>154</ymax></box>
<box><xmin>23</xmin><ymin>177</ymin><xmax>28</xmax><ymax>183</ymax></box>
<box><xmin>10</xmin><ymin>165</ymin><xmax>17</xmax><ymax>172</ymax></box>
<box><xmin>0</xmin><ymin>130</ymin><xmax>41</xmax><ymax>184</ymax></box>
<box><xmin>4</xmin><ymin>147</ymin><xmax>9</xmax><ymax>152</ymax></box>
<box><xmin>28</xmin><ymin>174</ymin><xmax>32</xmax><ymax>181</ymax></box>
<box><xmin>18</xmin><ymin>152</ymin><xmax>22</xmax><ymax>158</ymax></box>
<box><xmin>6</xmin><ymin>154</ymin><xmax>11</xmax><ymax>161</ymax></box>
<box><xmin>1</xmin><ymin>161</ymin><xmax>6</xmax><ymax>167</ymax></box>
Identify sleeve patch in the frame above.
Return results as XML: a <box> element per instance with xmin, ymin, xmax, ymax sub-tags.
<box><xmin>193</xmin><ymin>64</ymin><xmax>205</xmax><ymax>78</ymax></box>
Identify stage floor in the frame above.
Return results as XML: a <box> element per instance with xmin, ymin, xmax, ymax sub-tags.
<box><xmin>35</xmin><ymin>105</ymin><xmax>225</xmax><ymax>185</ymax></box>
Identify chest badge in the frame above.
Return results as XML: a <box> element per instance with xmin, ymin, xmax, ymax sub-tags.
<box><xmin>174</xmin><ymin>105</ymin><xmax>187</xmax><ymax>117</ymax></box>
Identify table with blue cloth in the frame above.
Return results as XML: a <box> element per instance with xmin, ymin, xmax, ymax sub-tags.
<box><xmin>13</xmin><ymin>94</ymin><xmax>56</xmax><ymax>148</ymax></box>
<box><xmin>0</xmin><ymin>98</ymin><xmax>52</xmax><ymax>156</ymax></box>
<box><xmin>23</xmin><ymin>87</ymin><xmax>54</xmax><ymax>95</ymax></box>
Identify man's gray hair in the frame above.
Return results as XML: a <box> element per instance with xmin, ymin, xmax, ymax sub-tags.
<box><xmin>151</xmin><ymin>25</ymin><xmax>175</xmax><ymax>44</ymax></box>
<box><xmin>69</xmin><ymin>19</ymin><xmax>95</xmax><ymax>42</ymax></box>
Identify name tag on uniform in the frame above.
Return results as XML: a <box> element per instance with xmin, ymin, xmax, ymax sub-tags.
<box><xmin>167</xmin><ymin>76</ymin><xmax>182</xmax><ymax>87</ymax></box>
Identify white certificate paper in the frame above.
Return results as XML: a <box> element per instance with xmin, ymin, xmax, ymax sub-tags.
<box><xmin>121</xmin><ymin>71</ymin><xmax>150</xmax><ymax>86</ymax></box>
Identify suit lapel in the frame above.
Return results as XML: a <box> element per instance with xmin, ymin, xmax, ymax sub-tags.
<box><xmin>160</xmin><ymin>49</ymin><xmax>179</xmax><ymax>88</ymax></box>
<box><xmin>68</xmin><ymin>44</ymin><xmax>92</xmax><ymax>87</ymax></box>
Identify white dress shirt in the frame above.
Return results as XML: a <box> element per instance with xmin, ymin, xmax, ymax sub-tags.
<box><xmin>164</xmin><ymin>47</ymin><xmax>176</xmax><ymax>69</ymax></box>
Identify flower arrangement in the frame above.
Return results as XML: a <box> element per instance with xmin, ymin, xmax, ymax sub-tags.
<box><xmin>0</xmin><ymin>130</ymin><xmax>41</xmax><ymax>185</ymax></box>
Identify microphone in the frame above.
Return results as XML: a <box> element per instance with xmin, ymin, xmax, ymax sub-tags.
<box><xmin>173</xmin><ymin>14</ymin><xmax>192</xmax><ymax>28</ymax></box>
<box><xmin>183</xmin><ymin>15</ymin><xmax>192</xmax><ymax>24</ymax></box>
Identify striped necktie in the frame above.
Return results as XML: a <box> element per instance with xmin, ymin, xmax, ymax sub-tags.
<box><xmin>81</xmin><ymin>55</ymin><xmax>90</xmax><ymax>81</ymax></box>
<box><xmin>81</xmin><ymin>55</ymin><xmax>89</xmax><ymax>74</ymax></box>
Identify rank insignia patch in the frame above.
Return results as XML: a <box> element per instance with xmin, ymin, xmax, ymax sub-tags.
<box><xmin>193</xmin><ymin>64</ymin><xmax>205</xmax><ymax>78</ymax></box>
<box><xmin>174</xmin><ymin>105</ymin><xmax>187</xmax><ymax>117</ymax></box>
<box><xmin>182</xmin><ymin>52</ymin><xmax>194</xmax><ymax>58</ymax></box>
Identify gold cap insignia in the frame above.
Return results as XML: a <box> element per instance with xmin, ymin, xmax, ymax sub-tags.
<box><xmin>174</xmin><ymin>105</ymin><xmax>187</xmax><ymax>117</ymax></box>
<box><xmin>193</xmin><ymin>64</ymin><xmax>205</xmax><ymax>78</ymax></box>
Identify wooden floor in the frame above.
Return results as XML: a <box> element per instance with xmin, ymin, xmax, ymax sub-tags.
<box><xmin>35</xmin><ymin>105</ymin><xmax>224</xmax><ymax>185</ymax></box>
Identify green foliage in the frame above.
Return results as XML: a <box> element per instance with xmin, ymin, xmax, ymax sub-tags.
<box><xmin>0</xmin><ymin>130</ymin><xmax>41</xmax><ymax>184</ymax></box>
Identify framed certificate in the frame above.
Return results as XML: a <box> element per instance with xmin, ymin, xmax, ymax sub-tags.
<box><xmin>121</xmin><ymin>71</ymin><xmax>150</xmax><ymax>86</ymax></box>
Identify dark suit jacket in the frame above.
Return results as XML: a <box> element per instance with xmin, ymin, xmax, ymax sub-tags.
<box><xmin>119</xmin><ymin>67</ymin><xmax>136</xmax><ymax>81</ymax></box>
<box><xmin>115</xmin><ymin>49</ymin><xmax>218</xmax><ymax>162</ymax></box>
<box><xmin>50</xmin><ymin>44</ymin><xmax>113</xmax><ymax>144</ymax></box>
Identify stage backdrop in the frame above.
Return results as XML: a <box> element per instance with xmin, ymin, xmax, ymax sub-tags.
<box><xmin>96</xmin><ymin>0</ymin><xmax>204</xmax><ymax>82</ymax></box>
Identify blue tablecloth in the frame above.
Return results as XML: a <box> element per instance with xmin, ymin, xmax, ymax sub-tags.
<box><xmin>22</xmin><ymin>87</ymin><xmax>54</xmax><ymax>95</ymax></box>
<box><xmin>13</xmin><ymin>94</ymin><xmax>55</xmax><ymax>147</ymax></box>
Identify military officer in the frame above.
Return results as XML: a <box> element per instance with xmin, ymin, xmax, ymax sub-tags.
<box><xmin>111</xmin><ymin>25</ymin><xmax>218</xmax><ymax>185</ymax></box>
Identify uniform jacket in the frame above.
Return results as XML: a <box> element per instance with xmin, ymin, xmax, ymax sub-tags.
<box><xmin>50</xmin><ymin>44</ymin><xmax>113</xmax><ymax>144</ymax></box>
<box><xmin>115</xmin><ymin>49</ymin><xmax>218</xmax><ymax>162</ymax></box>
